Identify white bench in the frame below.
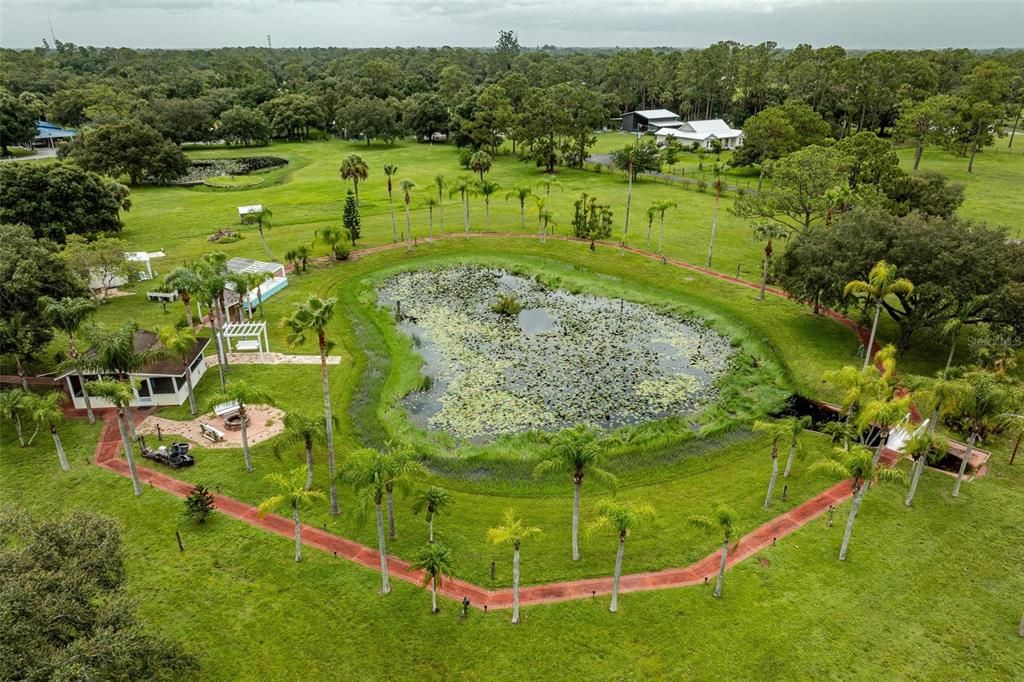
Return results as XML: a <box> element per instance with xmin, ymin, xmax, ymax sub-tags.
<box><xmin>235</xmin><ymin>340</ymin><xmax>260</xmax><ymax>352</ymax></box>
<box><xmin>147</xmin><ymin>290</ymin><xmax>178</xmax><ymax>302</ymax></box>
<box><xmin>213</xmin><ymin>400</ymin><xmax>241</xmax><ymax>419</ymax></box>
<box><xmin>199</xmin><ymin>422</ymin><xmax>225</xmax><ymax>443</ymax></box>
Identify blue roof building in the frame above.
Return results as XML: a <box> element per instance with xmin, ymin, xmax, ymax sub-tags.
<box><xmin>35</xmin><ymin>121</ymin><xmax>77</xmax><ymax>146</ymax></box>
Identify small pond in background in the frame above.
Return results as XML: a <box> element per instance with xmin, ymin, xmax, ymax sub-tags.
<box><xmin>376</xmin><ymin>266</ymin><xmax>736</xmax><ymax>440</ymax></box>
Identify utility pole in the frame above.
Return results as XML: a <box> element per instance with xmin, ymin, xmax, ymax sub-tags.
<box><xmin>267</xmin><ymin>34</ymin><xmax>272</xmax><ymax>49</ymax></box>
<box><xmin>47</xmin><ymin>14</ymin><xmax>58</xmax><ymax>47</ymax></box>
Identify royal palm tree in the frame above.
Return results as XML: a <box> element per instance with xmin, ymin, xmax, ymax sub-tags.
<box><xmin>24</xmin><ymin>391</ymin><xmax>69</xmax><ymax>470</ymax></box>
<box><xmin>157</xmin><ymin>326</ymin><xmax>200</xmax><ymax>416</ymax></box>
<box><xmin>587</xmin><ymin>501</ymin><xmax>655</xmax><ymax>613</ymax></box>
<box><xmin>283</xmin><ymin>295</ymin><xmax>340</xmax><ymax>515</ymax></box>
<box><xmin>339</xmin><ymin>154</ymin><xmax>369</xmax><ymax>206</ymax></box>
<box><xmin>85</xmin><ymin>379</ymin><xmax>144</xmax><ymax>496</ymax></box>
<box><xmin>381</xmin><ymin>443</ymin><xmax>425</xmax><ymax>541</ymax></box>
<box><xmin>410</xmin><ymin>543</ymin><xmax>455</xmax><ymax>614</ymax></box>
<box><xmin>257</xmin><ymin>466</ymin><xmax>325</xmax><ymax>562</ymax></box>
<box><xmin>486</xmin><ymin>509</ymin><xmax>542</xmax><ymax>624</ymax></box>
<box><xmin>903</xmin><ymin>430</ymin><xmax>946</xmax><ymax>507</ymax></box>
<box><xmin>844</xmin><ymin>261</ymin><xmax>914</xmax><ymax>370</ymax></box>
<box><xmin>474</xmin><ymin>179</ymin><xmax>500</xmax><ymax>230</ymax></box>
<box><xmin>753</xmin><ymin>416</ymin><xmax>809</xmax><ymax>508</ymax></box>
<box><xmin>810</xmin><ymin>445</ymin><xmax>906</xmax><ymax>560</ymax></box>
<box><xmin>274</xmin><ymin>412</ymin><xmax>331</xmax><ymax>490</ymax></box>
<box><xmin>242</xmin><ymin>207</ymin><xmax>274</xmax><ymax>259</ymax></box>
<box><xmin>208</xmin><ymin>381</ymin><xmax>271</xmax><ymax>473</ymax></box>
<box><xmin>688</xmin><ymin>504</ymin><xmax>737</xmax><ymax>597</ymax></box>
<box><xmin>534</xmin><ymin>425</ymin><xmax>617</xmax><ymax>561</ymax></box>
<box><xmin>507</xmin><ymin>186</ymin><xmax>533</xmax><ymax>229</ymax></box>
<box><xmin>383</xmin><ymin>163</ymin><xmax>399</xmax><ymax>241</ymax></box>
<box><xmin>163</xmin><ymin>266</ymin><xmax>202</xmax><ymax>328</ymax></box>
<box><xmin>949</xmin><ymin>371</ymin><xmax>1018</xmax><ymax>498</ymax></box>
<box><xmin>752</xmin><ymin>223</ymin><xmax>789</xmax><ymax>301</ymax></box>
<box><xmin>344</xmin><ymin>448</ymin><xmax>399</xmax><ymax>594</ymax></box>
<box><xmin>41</xmin><ymin>296</ymin><xmax>97</xmax><ymax>423</ymax></box>
<box><xmin>449</xmin><ymin>175</ymin><xmax>473</xmax><ymax>236</ymax></box>
<box><xmin>400</xmin><ymin>179</ymin><xmax>416</xmax><ymax>251</ymax></box>
<box><xmin>433</xmin><ymin>174</ymin><xmax>447</xmax><ymax>232</ymax></box>
<box><xmin>412</xmin><ymin>485</ymin><xmax>454</xmax><ymax>543</ymax></box>
<box><xmin>317</xmin><ymin>226</ymin><xmax>347</xmax><ymax>261</ymax></box>
<box><xmin>424</xmin><ymin>197</ymin><xmax>439</xmax><ymax>238</ymax></box>
<box><xmin>0</xmin><ymin>388</ymin><xmax>29</xmax><ymax>447</ymax></box>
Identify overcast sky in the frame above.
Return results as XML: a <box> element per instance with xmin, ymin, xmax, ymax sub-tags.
<box><xmin>1</xmin><ymin>0</ymin><xmax>1022</xmax><ymax>50</ymax></box>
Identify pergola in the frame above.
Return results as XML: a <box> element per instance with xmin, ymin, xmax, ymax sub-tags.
<box><xmin>221</xmin><ymin>321</ymin><xmax>270</xmax><ymax>362</ymax></box>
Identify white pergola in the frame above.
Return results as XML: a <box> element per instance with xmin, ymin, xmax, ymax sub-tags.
<box><xmin>221</xmin><ymin>321</ymin><xmax>270</xmax><ymax>362</ymax></box>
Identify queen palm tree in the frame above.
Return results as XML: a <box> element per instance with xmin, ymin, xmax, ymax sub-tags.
<box><xmin>911</xmin><ymin>373</ymin><xmax>968</xmax><ymax>437</ymax></box>
<box><xmin>534</xmin><ymin>425</ymin><xmax>617</xmax><ymax>561</ymax></box>
<box><xmin>82</xmin><ymin>322</ymin><xmax>160</xmax><ymax>437</ymax></box>
<box><xmin>344</xmin><ymin>448</ymin><xmax>400</xmax><ymax>594</ymax></box>
<box><xmin>531</xmin><ymin>195</ymin><xmax>555</xmax><ymax>243</ymax></box>
<box><xmin>449</xmin><ymin>175</ymin><xmax>473</xmax><ymax>236</ymax></box>
<box><xmin>381</xmin><ymin>444</ymin><xmax>425</xmax><ymax>541</ymax></box>
<box><xmin>242</xmin><ymin>207</ymin><xmax>274</xmax><ymax>259</ymax></box>
<box><xmin>284</xmin><ymin>295</ymin><xmax>340</xmax><ymax>515</ymax></box>
<box><xmin>339</xmin><ymin>154</ymin><xmax>369</xmax><ymax>206</ymax></box>
<box><xmin>383</xmin><ymin>163</ymin><xmax>399</xmax><ymax>241</ymax></box>
<box><xmin>410</xmin><ymin>543</ymin><xmax>455</xmax><ymax>614</ymax></box>
<box><xmin>163</xmin><ymin>266</ymin><xmax>202</xmax><ymax>328</ymax></box>
<box><xmin>587</xmin><ymin>501</ymin><xmax>655</xmax><ymax>612</ymax></box>
<box><xmin>412</xmin><ymin>485</ymin><xmax>454</xmax><ymax>543</ymax></box>
<box><xmin>752</xmin><ymin>223</ymin><xmax>789</xmax><ymax>301</ymax></box>
<box><xmin>844</xmin><ymin>261</ymin><xmax>914</xmax><ymax>370</ymax></box>
<box><xmin>688</xmin><ymin>504</ymin><xmax>737</xmax><ymax>597</ymax></box>
<box><xmin>644</xmin><ymin>199</ymin><xmax>675</xmax><ymax>256</ymax></box>
<box><xmin>810</xmin><ymin>445</ymin><xmax>906</xmax><ymax>560</ymax></box>
<box><xmin>317</xmin><ymin>226</ymin><xmax>347</xmax><ymax>261</ymax></box>
<box><xmin>939</xmin><ymin>298</ymin><xmax>986</xmax><ymax>375</ymax></box>
<box><xmin>85</xmin><ymin>379</ymin><xmax>143</xmax><ymax>496</ymax></box>
<box><xmin>433</xmin><ymin>174</ymin><xmax>447</xmax><ymax>232</ymax></box>
<box><xmin>41</xmin><ymin>296</ymin><xmax>97</xmax><ymax>423</ymax></box>
<box><xmin>257</xmin><ymin>466</ymin><xmax>325</xmax><ymax>562</ymax></box>
<box><xmin>157</xmin><ymin>326</ymin><xmax>200</xmax><ymax>416</ymax></box>
<box><xmin>824</xmin><ymin>363</ymin><xmax>888</xmax><ymax>422</ymax></box>
<box><xmin>274</xmin><ymin>412</ymin><xmax>331</xmax><ymax>490</ymax></box>
<box><xmin>537</xmin><ymin>174</ymin><xmax>561</xmax><ymax>199</ymax></box>
<box><xmin>424</xmin><ymin>197</ymin><xmax>438</xmax><ymax>238</ymax></box>
<box><xmin>507</xmin><ymin>186</ymin><xmax>533</xmax><ymax>229</ymax></box>
<box><xmin>25</xmin><ymin>391</ymin><xmax>70</xmax><ymax>471</ymax></box>
<box><xmin>0</xmin><ymin>388</ymin><xmax>29</xmax><ymax>447</ymax></box>
<box><xmin>208</xmin><ymin>381</ymin><xmax>271</xmax><ymax>473</ymax></box>
<box><xmin>400</xmin><ymin>179</ymin><xmax>416</xmax><ymax>252</ymax></box>
<box><xmin>487</xmin><ymin>509</ymin><xmax>542</xmax><ymax>624</ymax></box>
<box><xmin>903</xmin><ymin>430</ymin><xmax>946</xmax><ymax>507</ymax></box>
<box><xmin>857</xmin><ymin>395</ymin><xmax>912</xmax><ymax>465</ymax></box>
<box><xmin>949</xmin><ymin>371</ymin><xmax>1018</xmax><ymax>498</ymax></box>
<box><xmin>753</xmin><ymin>416</ymin><xmax>809</xmax><ymax>507</ymax></box>
<box><xmin>474</xmin><ymin>179</ymin><xmax>500</xmax><ymax>230</ymax></box>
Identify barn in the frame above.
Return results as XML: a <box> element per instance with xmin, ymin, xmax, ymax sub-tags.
<box><xmin>619</xmin><ymin>109</ymin><xmax>683</xmax><ymax>133</ymax></box>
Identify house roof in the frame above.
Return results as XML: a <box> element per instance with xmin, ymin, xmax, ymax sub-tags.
<box><xmin>678</xmin><ymin>119</ymin><xmax>744</xmax><ymax>137</ymax></box>
<box><xmin>56</xmin><ymin>331</ymin><xmax>210</xmax><ymax>379</ymax></box>
<box><xmin>227</xmin><ymin>257</ymin><xmax>284</xmax><ymax>276</ymax></box>
<box><xmin>35</xmin><ymin>120</ymin><xmax>77</xmax><ymax>140</ymax></box>
<box><xmin>626</xmin><ymin>109</ymin><xmax>680</xmax><ymax>120</ymax></box>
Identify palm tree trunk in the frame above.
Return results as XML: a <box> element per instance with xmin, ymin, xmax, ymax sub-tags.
<box><xmin>952</xmin><ymin>432</ymin><xmax>976</xmax><ymax>497</ymax></box>
<box><xmin>239</xmin><ymin>405</ymin><xmax>253</xmax><ymax>472</ymax></box>
<box><xmin>713</xmin><ymin>538</ymin><xmax>729</xmax><ymax>597</ymax></box>
<box><xmin>183</xmin><ymin>362</ymin><xmax>197</xmax><ymax>416</ymax></box>
<box><xmin>428</xmin><ymin>207</ymin><xmax>434</xmax><ymax>238</ymax></box>
<box><xmin>511</xmin><ymin>545</ymin><xmax>521</xmax><ymax>624</ymax></box>
<box><xmin>376</xmin><ymin>503</ymin><xmax>391</xmax><ymax>594</ymax></box>
<box><xmin>572</xmin><ymin>480</ymin><xmax>581</xmax><ymax>561</ymax></box>
<box><xmin>758</xmin><ymin>248</ymin><xmax>770</xmax><ymax>301</ymax></box>
<box><xmin>292</xmin><ymin>499</ymin><xmax>302</xmax><ymax>562</ymax></box>
<box><xmin>319</xmin><ymin>334</ymin><xmax>338</xmax><ymax>516</ymax></box>
<box><xmin>405</xmin><ymin>205</ymin><xmax>413</xmax><ymax>252</ymax></box>
<box><xmin>905</xmin><ymin>456</ymin><xmax>926</xmax><ymax>506</ymax></box>
<box><xmin>609</xmin><ymin>535</ymin><xmax>625</xmax><ymax>612</ymax></box>
<box><xmin>783</xmin><ymin>441</ymin><xmax>797</xmax><ymax>478</ymax></box>
<box><xmin>386</xmin><ymin>487</ymin><xmax>397</xmax><ymax>540</ymax></box>
<box><xmin>621</xmin><ymin>166</ymin><xmax>633</xmax><ymax>254</ymax></box>
<box><xmin>304</xmin><ymin>443</ymin><xmax>314</xmax><ymax>490</ymax></box>
<box><xmin>428</xmin><ymin>513</ymin><xmax>435</xmax><ymax>543</ymax></box>
<box><xmin>484</xmin><ymin>198</ymin><xmax>490</xmax><ymax>229</ymax></box>
<box><xmin>11</xmin><ymin>414</ymin><xmax>25</xmax><ymax>447</ymax></box>
<box><xmin>116</xmin><ymin>410</ymin><xmax>143</xmax><ymax>496</ymax></box>
<box><xmin>438</xmin><ymin>190</ymin><xmax>444</xmax><ymax>231</ymax></box>
<box><xmin>354</xmin><ymin>180</ymin><xmax>360</xmax><ymax>207</ymax></box>
<box><xmin>389</xmin><ymin>194</ymin><xmax>397</xmax><ymax>241</ymax></box>
<box><xmin>258</xmin><ymin>226</ymin><xmax>273</xmax><ymax>259</ymax></box>
<box><xmin>182</xmin><ymin>292</ymin><xmax>194</xmax><ymax>327</ymax></box>
<box><xmin>862</xmin><ymin>301</ymin><xmax>882</xmax><ymax>370</ymax></box>
<box><xmin>764</xmin><ymin>449</ymin><xmax>779</xmax><ymax>508</ymax></box>
<box><xmin>75</xmin><ymin>367</ymin><xmax>96</xmax><ymax>424</ymax></box>
<box><xmin>945</xmin><ymin>329</ymin><xmax>957</xmax><ymax>374</ymax></box>
<box><xmin>872</xmin><ymin>429</ymin><xmax>889</xmax><ymax>466</ymax></box>
<box><xmin>838</xmin><ymin>483</ymin><xmax>867</xmax><ymax>560</ymax></box>
<box><xmin>520</xmin><ymin>203</ymin><xmax>525</xmax><ymax>229</ymax></box>
<box><xmin>658</xmin><ymin>214</ymin><xmax>666</xmax><ymax>256</ymax></box>
<box><xmin>52</xmin><ymin>426</ymin><xmax>69</xmax><ymax>472</ymax></box>
<box><xmin>463</xmin><ymin>196</ymin><xmax>470</xmax><ymax>236</ymax></box>
<box><xmin>431</xmin><ymin>576</ymin><xmax>439</xmax><ymax>613</ymax></box>
<box><xmin>706</xmin><ymin>190</ymin><xmax>720</xmax><ymax>267</ymax></box>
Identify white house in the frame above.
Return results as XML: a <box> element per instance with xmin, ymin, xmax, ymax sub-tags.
<box><xmin>655</xmin><ymin>119</ymin><xmax>745</xmax><ymax>150</ymax></box>
<box><xmin>57</xmin><ymin>331</ymin><xmax>211</xmax><ymax>409</ymax></box>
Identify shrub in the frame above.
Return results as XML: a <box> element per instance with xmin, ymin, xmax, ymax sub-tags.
<box><xmin>184</xmin><ymin>484</ymin><xmax>216</xmax><ymax>524</ymax></box>
<box><xmin>491</xmin><ymin>294</ymin><xmax>523</xmax><ymax>317</ymax></box>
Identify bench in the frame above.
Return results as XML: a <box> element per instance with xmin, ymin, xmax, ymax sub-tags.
<box><xmin>199</xmin><ymin>423</ymin><xmax>225</xmax><ymax>443</ymax></box>
<box><xmin>213</xmin><ymin>400</ymin><xmax>241</xmax><ymax>419</ymax></box>
<box><xmin>147</xmin><ymin>290</ymin><xmax>178</xmax><ymax>302</ymax></box>
<box><xmin>235</xmin><ymin>340</ymin><xmax>260</xmax><ymax>352</ymax></box>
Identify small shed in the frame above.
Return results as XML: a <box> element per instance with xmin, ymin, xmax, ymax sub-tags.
<box><xmin>238</xmin><ymin>205</ymin><xmax>265</xmax><ymax>221</ymax></box>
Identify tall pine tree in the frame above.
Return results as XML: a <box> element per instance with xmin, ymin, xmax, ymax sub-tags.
<box><xmin>343</xmin><ymin>189</ymin><xmax>361</xmax><ymax>245</ymax></box>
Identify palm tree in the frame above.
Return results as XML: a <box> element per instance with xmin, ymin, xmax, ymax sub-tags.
<box><xmin>383</xmin><ymin>163</ymin><xmax>399</xmax><ymax>241</ymax></box>
<box><xmin>449</xmin><ymin>175</ymin><xmax>473</xmax><ymax>236</ymax></box>
<box><xmin>857</xmin><ymin>395</ymin><xmax>912</xmax><ymax>465</ymax></box>
<box><xmin>412</xmin><ymin>485</ymin><xmax>454</xmax><ymax>543</ymax></box>
<box><xmin>706</xmin><ymin>171</ymin><xmax>723</xmax><ymax>267</ymax></box>
<box><xmin>753</xmin><ymin>417</ymin><xmax>809</xmax><ymax>507</ymax></box>
<box><xmin>208</xmin><ymin>381</ymin><xmax>271</xmax><ymax>473</ymax></box>
<box><xmin>82</xmin><ymin>322</ymin><xmax>160</xmax><ymax>436</ymax></box>
<box><xmin>903</xmin><ymin>430</ymin><xmax>946</xmax><ymax>507</ymax></box>
<box><xmin>487</xmin><ymin>509</ymin><xmax>542</xmax><ymax>624</ymax></box>
<box><xmin>274</xmin><ymin>413</ymin><xmax>331</xmax><ymax>490</ymax></box>
<box><xmin>410</xmin><ymin>543</ymin><xmax>455</xmax><ymax>614</ymax></box>
<box><xmin>157</xmin><ymin>326</ymin><xmax>200</xmax><ymax>416</ymax></box>
<box><xmin>587</xmin><ymin>501</ymin><xmax>655</xmax><ymax>613</ymax></box>
<box><xmin>339</xmin><ymin>154</ymin><xmax>369</xmax><ymax>206</ymax></box>
<box><xmin>41</xmin><ymin>296</ymin><xmax>97</xmax><ymax>423</ymax></box>
<box><xmin>228</xmin><ymin>270</ymin><xmax>271</xmax><ymax>320</ymax></box>
<box><xmin>647</xmin><ymin>199</ymin><xmax>676</xmax><ymax>257</ymax></box>
<box><xmin>0</xmin><ymin>388</ymin><xmax>29</xmax><ymax>447</ymax></box>
<box><xmin>824</xmin><ymin>363</ymin><xmax>888</xmax><ymax>421</ymax></box>
<box><xmin>949</xmin><ymin>371</ymin><xmax>1018</xmax><ymax>498</ymax></box>
<box><xmin>257</xmin><ymin>466</ymin><xmax>325</xmax><ymax>562</ymax></box>
<box><xmin>433</xmin><ymin>175</ymin><xmax>447</xmax><ymax>232</ymax></box>
<box><xmin>844</xmin><ymin>261</ymin><xmax>914</xmax><ymax>370</ymax></box>
<box><xmin>424</xmin><ymin>197</ymin><xmax>438</xmax><ymax>238</ymax></box>
<box><xmin>85</xmin><ymin>379</ymin><xmax>143</xmax><ymax>496</ymax></box>
<box><xmin>1</xmin><ymin>313</ymin><xmax>35</xmax><ymax>391</ymax></box>
<box><xmin>688</xmin><ymin>504</ymin><xmax>737</xmax><ymax>597</ymax></box>
<box><xmin>469</xmin><ymin>149</ymin><xmax>492</xmax><ymax>181</ymax></box>
<box><xmin>344</xmin><ymin>448</ymin><xmax>398</xmax><ymax>594</ymax></box>
<box><xmin>192</xmin><ymin>255</ymin><xmax>230</xmax><ymax>379</ymax></box>
<box><xmin>912</xmin><ymin>373</ymin><xmax>969</xmax><ymax>437</ymax></box>
<box><xmin>534</xmin><ymin>425</ymin><xmax>617</xmax><ymax>561</ymax></box>
<box><xmin>810</xmin><ymin>445</ymin><xmax>906</xmax><ymax>560</ymax></box>
<box><xmin>283</xmin><ymin>295</ymin><xmax>339</xmax><ymax>515</ymax></box>
<box><xmin>400</xmin><ymin>179</ymin><xmax>416</xmax><ymax>252</ymax></box>
<box><xmin>242</xmin><ymin>207</ymin><xmax>274</xmax><ymax>259</ymax></box>
<box><xmin>537</xmin><ymin>174</ymin><xmax>561</xmax><ymax>199</ymax></box>
<box><xmin>531</xmin><ymin>195</ymin><xmax>555</xmax><ymax>243</ymax></box>
<box><xmin>381</xmin><ymin>444</ymin><xmax>425</xmax><ymax>541</ymax></box>
<box><xmin>507</xmin><ymin>186</ymin><xmax>533</xmax><ymax>229</ymax></box>
<box><xmin>752</xmin><ymin>223</ymin><xmax>789</xmax><ymax>301</ymax></box>
<box><xmin>25</xmin><ymin>391</ymin><xmax>70</xmax><ymax>471</ymax></box>
<box><xmin>317</xmin><ymin>226</ymin><xmax>347</xmax><ymax>261</ymax></box>
<box><xmin>163</xmin><ymin>266</ymin><xmax>202</xmax><ymax>328</ymax></box>
<box><xmin>474</xmin><ymin>179</ymin><xmax>500</xmax><ymax>230</ymax></box>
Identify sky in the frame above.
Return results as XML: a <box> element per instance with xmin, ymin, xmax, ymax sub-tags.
<box><xmin>1</xmin><ymin>0</ymin><xmax>1022</xmax><ymax>50</ymax></box>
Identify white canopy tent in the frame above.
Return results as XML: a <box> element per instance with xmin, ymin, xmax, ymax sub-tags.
<box><xmin>221</xmin><ymin>321</ymin><xmax>270</xmax><ymax>362</ymax></box>
<box><xmin>238</xmin><ymin>204</ymin><xmax>264</xmax><ymax>220</ymax></box>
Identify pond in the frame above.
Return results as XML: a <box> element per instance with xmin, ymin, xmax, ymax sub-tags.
<box><xmin>377</xmin><ymin>266</ymin><xmax>737</xmax><ymax>440</ymax></box>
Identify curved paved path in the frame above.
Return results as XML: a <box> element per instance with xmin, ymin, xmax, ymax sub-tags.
<box><xmin>87</xmin><ymin>234</ymin><xmax>901</xmax><ymax>610</ymax></box>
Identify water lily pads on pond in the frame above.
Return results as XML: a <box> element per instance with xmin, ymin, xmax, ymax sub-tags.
<box><xmin>377</xmin><ymin>266</ymin><xmax>736</xmax><ymax>440</ymax></box>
